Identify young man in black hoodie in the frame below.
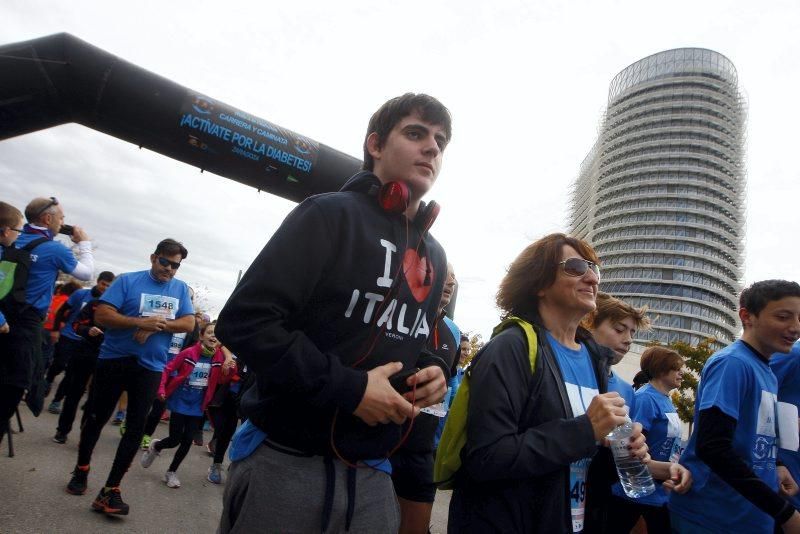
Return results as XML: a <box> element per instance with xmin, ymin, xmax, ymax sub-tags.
<box><xmin>216</xmin><ymin>93</ymin><xmax>451</xmax><ymax>533</ymax></box>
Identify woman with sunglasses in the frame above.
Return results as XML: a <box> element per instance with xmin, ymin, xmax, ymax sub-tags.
<box><xmin>448</xmin><ymin>233</ymin><xmax>649</xmax><ymax>533</ymax></box>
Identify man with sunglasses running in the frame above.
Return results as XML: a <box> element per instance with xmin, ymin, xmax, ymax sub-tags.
<box><xmin>66</xmin><ymin>238</ymin><xmax>194</xmax><ymax>516</ymax></box>
<box><xmin>0</xmin><ymin>197</ymin><xmax>94</xmax><ymax>438</ymax></box>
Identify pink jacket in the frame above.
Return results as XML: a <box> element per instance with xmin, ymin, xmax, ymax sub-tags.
<box><xmin>159</xmin><ymin>343</ymin><xmax>232</xmax><ymax>412</ymax></box>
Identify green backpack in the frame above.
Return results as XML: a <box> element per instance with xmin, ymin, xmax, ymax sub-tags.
<box><xmin>0</xmin><ymin>238</ymin><xmax>48</xmax><ymax>310</ymax></box>
<box><xmin>434</xmin><ymin>316</ymin><xmax>539</xmax><ymax>490</ymax></box>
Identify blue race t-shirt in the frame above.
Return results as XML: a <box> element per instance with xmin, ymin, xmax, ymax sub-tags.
<box><xmin>607</xmin><ymin>370</ymin><xmax>635</xmax><ymax>414</ymax></box>
<box><xmin>60</xmin><ymin>288</ymin><xmax>93</xmax><ymax>341</ymax></box>
<box><xmin>770</xmin><ymin>341</ymin><xmax>800</xmax><ymax>510</ymax></box>
<box><xmin>15</xmin><ymin>231</ymin><xmax>77</xmax><ymax>317</ymax></box>
<box><xmin>547</xmin><ymin>332</ymin><xmax>599</xmax><ymax>533</ymax></box>
<box><xmin>613</xmin><ymin>383</ymin><xmax>682</xmax><ymax>506</ymax></box>
<box><xmin>168</xmin><ymin>354</ymin><xmax>212</xmax><ymax>416</ymax></box>
<box><xmin>98</xmin><ymin>270</ymin><xmax>194</xmax><ymax>372</ymax></box>
<box><xmin>670</xmin><ymin>340</ymin><xmax>779</xmax><ymax>533</ymax></box>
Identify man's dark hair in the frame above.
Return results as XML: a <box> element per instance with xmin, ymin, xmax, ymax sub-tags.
<box><xmin>97</xmin><ymin>271</ymin><xmax>115</xmax><ymax>283</ymax></box>
<box><xmin>362</xmin><ymin>93</ymin><xmax>452</xmax><ymax>171</ymax></box>
<box><xmin>0</xmin><ymin>201</ymin><xmax>23</xmax><ymax>229</ymax></box>
<box><xmin>740</xmin><ymin>280</ymin><xmax>800</xmax><ymax>316</ymax></box>
<box><xmin>154</xmin><ymin>238</ymin><xmax>188</xmax><ymax>259</ymax></box>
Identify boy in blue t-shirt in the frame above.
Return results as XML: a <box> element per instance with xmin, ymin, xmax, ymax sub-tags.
<box><xmin>583</xmin><ymin>292</ymin><xmax>651</xmax><ymax>414</ymax></box>
<box><xmin>670</xmin><ymin>280</ymin><xmax>800</xmax><ymax>533</ymax></box>
<box><xmin>582</xmin><ymin>292</ymin><xmax>656</xmax><ymax>529</ymax></box>
<box><xmin>66</xmin><ymin>239</ymin><xmax>195</xmax><ymax>516</ymax></box>
<box><xmin>770</xmin><ymin>340</ymin><xmax>800</xmax><ymax>511</ymax></box>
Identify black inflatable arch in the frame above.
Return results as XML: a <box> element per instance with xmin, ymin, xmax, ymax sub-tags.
<box><xmin>0</xmin><ymin>33</ymin><xmax>361</xmax><ymax>203</ymax></box>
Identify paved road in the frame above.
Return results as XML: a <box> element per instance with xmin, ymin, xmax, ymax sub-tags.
<box><xmin>0</xmin><ymin>388</ymin><xmax>451</xmax><ymax>533</ymax></box>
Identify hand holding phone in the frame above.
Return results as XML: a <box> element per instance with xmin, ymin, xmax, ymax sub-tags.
<box><xmin>389</xmin><ymin>367</ymin><xmax>419</xmax><ymax>394</ymax></box>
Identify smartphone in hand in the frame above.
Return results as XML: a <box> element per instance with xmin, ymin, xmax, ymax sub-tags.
<box><xmin>389</xmin><ymin>368</ymin><xmax>419</xmax><ymax>394</ymax></box>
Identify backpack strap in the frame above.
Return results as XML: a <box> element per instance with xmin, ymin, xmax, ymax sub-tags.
<box><xmin>21</xmin><ymin>237</ymin><xmax>50</xmax><ymax>252</ymax></box>
<box><xmin>491</xmin><ymin>315</ymin><xmax>538</xmax><ymax>373</ymax></box>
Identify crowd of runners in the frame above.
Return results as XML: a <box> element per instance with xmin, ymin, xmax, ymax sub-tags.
<box><xmin>2</xmin><ymin>93</ymin><xmax>800</xmax><ymax>533</ymax></box>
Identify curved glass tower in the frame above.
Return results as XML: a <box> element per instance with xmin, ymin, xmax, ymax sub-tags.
<box><xmin>571</xmin><ymin>48</ymin><xmax>746</xmax><ymax>348</ymax></box>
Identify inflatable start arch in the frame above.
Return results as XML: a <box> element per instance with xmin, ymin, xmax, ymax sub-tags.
<box><xmin>0</xmin><ymin>33</ymin><xmax>361</xmax><ymax>202</ymax></box>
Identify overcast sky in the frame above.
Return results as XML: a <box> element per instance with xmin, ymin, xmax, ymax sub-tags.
<box><xmin>1</xmin><ymin>0</ymin><xmax>798</xmax><ymax>339</ymax></box>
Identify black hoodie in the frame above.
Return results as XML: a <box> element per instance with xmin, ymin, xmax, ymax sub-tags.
<box><xmin>216</xmin><ymin>172</ymin><xmax>447</xmax><ymax>460</ymax></box>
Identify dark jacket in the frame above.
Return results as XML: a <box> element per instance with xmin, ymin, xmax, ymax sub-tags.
<box><xmin>448</xmin><ymin>314</ymin><xmax>615</xmax><ymax>533</ymax></box>
<box><xmin>216</xmin><ymin>172</ymin><xmax>447</xmax><ymax>460</ymax></box>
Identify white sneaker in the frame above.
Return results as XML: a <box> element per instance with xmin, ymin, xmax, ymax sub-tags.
<box><xmin>164</xmin><ymin>470</ymin><xmax>181</xmax><ymax>488</ymax></box>
<box><xmin>140</xmin><ymin>438</ymin><xmax>161</xmax><ymax>468</ymax></box>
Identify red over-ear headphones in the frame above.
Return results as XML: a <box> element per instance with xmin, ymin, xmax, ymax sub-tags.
<box><xmin>377</xmin><ymin>181</ymin><xmax>439</xmax><ymax>234</ymax></box>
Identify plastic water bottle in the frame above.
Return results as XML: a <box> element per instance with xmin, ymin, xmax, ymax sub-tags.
<box><xmin>606</xmin><ymin>418</ymin><xmax>655</xmax><ymax>498</ymax></box>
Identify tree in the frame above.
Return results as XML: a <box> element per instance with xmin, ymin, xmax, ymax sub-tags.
<box><xmin>461</xmin><ymin>332</ymin><xmax>485</xmax><ymax>367</ymax></box>
<box><xmin>666</xmin><ymin>337</ymin><xmax>716</xmax><ymax>435</ymax></box>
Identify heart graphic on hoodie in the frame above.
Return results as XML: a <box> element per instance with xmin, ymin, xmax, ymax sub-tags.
<box><xmin>402</xmin><ymin>249</ymin><xmax>434</xmax><ymax>303</ymax></box>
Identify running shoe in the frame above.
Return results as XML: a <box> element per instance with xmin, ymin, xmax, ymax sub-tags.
<box><xmin>66</xmin><ymin>466</ymin><xmax>89</xmax><ymax>495</ymax></box>
<box><xmin>164</xmin><ymin>471</ymin><xmax>181</xmax><ymax>488</ymax></box>
<box><xmin>140</xmin><ymin>438</ymin><xmax>160</xmax><ymax>468</ymax></box>
<box><xmin>159</xmin><ymin>410</ymin><xmax>170</xmax><ymax>423</ymax></box>
<box><xmin>48</xmin><ymin>401</ymin><xmax>62</xmax><ymax>414</ymax></box>
<box><xmin>141</xmin><ymin>434</ymin><xmax>152</xmax><ymax>450</ymax></box>
<box><xmin>111</xmin><ymin>411</ymin><xmax>125</xmax><ymax>425</ymax></box>
<box><xmin>53</xmin><ymin>431</ymin><xmax>67</xmax><ymax>444</ymax></box>
<box><xmin>92</xmin><ymin>486</ymin><xmax>129</xmax><ymax>515</ymax></box>
<box><xmin>207</xmin><ymin>463</ymin><xmax>223</xmax><ymax>484</ymax></box>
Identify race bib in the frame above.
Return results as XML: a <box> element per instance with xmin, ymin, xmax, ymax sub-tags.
<box><xmin>670</xmin><ymin>438</ymin><xmax>687</xmax><ymax>464</ymax></box>
<box><xmin>188</xmin><ymin>361</ymin><xmax>211</xmax><ymax>388</ymax></box>
<box><xmin>169</xmin><ymin>332</ymin><xmax>187</xmax><ymax>355</ymax></box>
<box><xmin>666</xmin><ymin>412</ymin><xmax>682</xmax><ymax>438</ymax></box>
<box><xmin>777</xmin><ymin>401</ymin><xmax>799</xmax><ymax>451</ymax></box>
<box><xmin>421</xmin><ymin>401</ymin><xmax>447</xmax><ymax>418</ymax></box>
<box><xmin>569</xmin><ymin>457</ymin><xmax>591</xmax><ymax>532</ymax></box>
<box><xmin>757</xmin><ymin>390</ymin><xmax>778</xmax><ymax>437</ymax></box>
<box><xmin>139</xmin><ymin>294</ymin><xmax>179</xmax><ymax>320</ymax></box>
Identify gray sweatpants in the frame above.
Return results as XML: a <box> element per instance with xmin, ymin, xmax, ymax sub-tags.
<box><xmin>217</xmin><ymin>443</ymin><xmax>400</xmax><ymax>534</ymax></box>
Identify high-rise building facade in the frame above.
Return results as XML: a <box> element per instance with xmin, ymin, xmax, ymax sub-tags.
<box><xmin>571</xmin><ymin>48</ymin><xmax>745</xmax><ymax>348</ymax></box>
